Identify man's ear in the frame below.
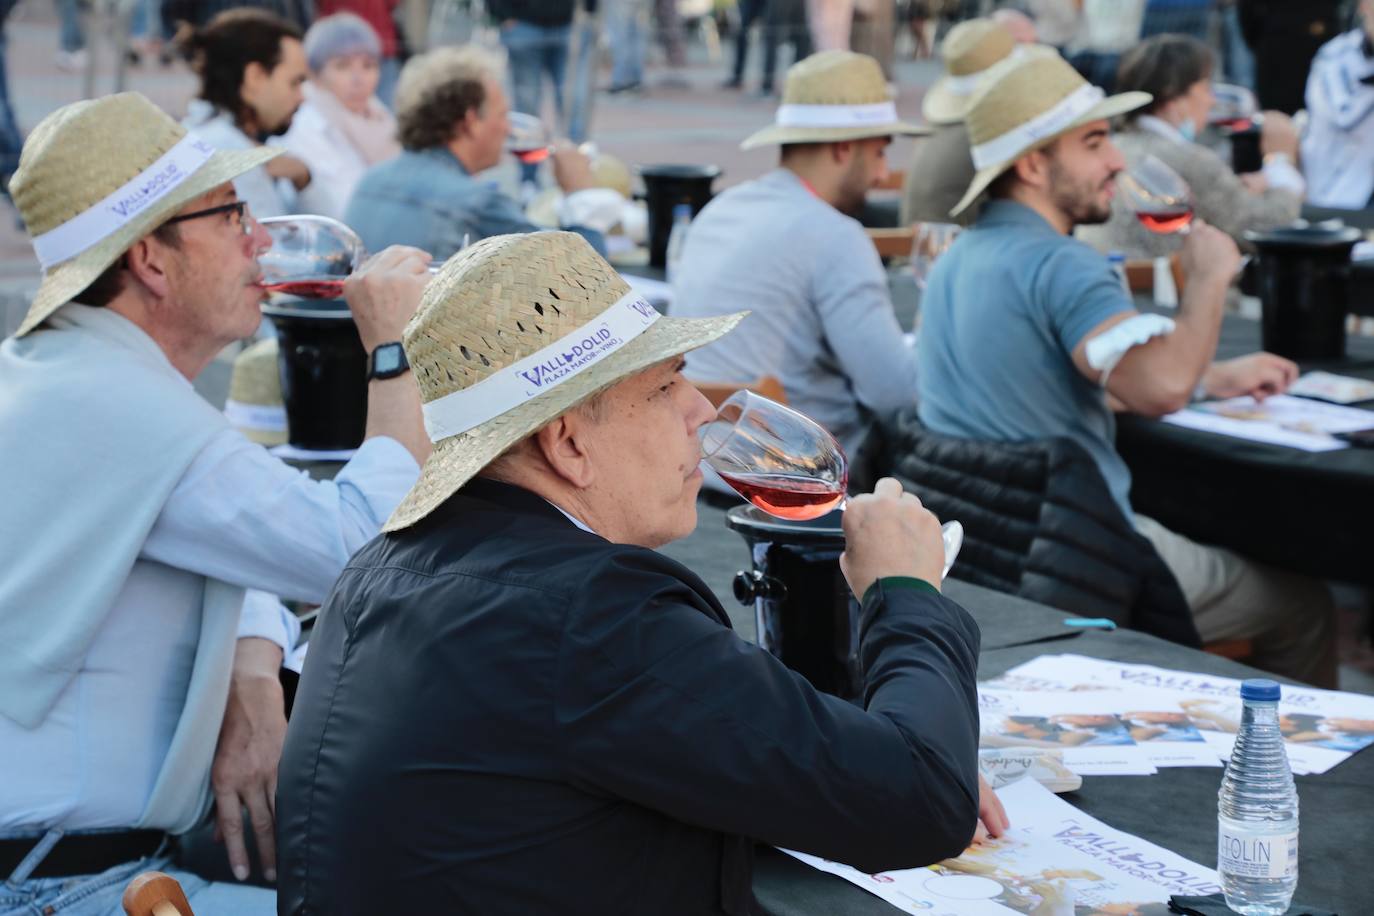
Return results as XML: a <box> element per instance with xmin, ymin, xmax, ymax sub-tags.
<box><xmin>242</xmin><ymin>60</ymin><xmax>268</xmax><ymax>99</ymax></box>
<box><xmin>534</xmin><ymin>413</ymin><xmax>596</xmax><ymax>489</ymax></box>
<box><xmin>830</xmin><ymin>140</ymin><xmax>854</xmax><ymax>165</ymax></box>
<box><xmin>1012</xmin><ymin>149</ymin><xmax>1050</xmax><ymax>190</ymax></box>
<box><xmin>123</xmin><ymin>235</ymin><xmax>173</xmax><ymax>301</ymax></box>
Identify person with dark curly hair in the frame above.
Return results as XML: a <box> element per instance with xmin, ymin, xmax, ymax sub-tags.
<box><xmin>344</xmin><ymin>45</ymin><xmax>615</xmax><ymax>261</ymax></box>
<box><xmin>181</xmin><ymin>7</ymin><xmax>310</xmax><ymax>217</ymax></box>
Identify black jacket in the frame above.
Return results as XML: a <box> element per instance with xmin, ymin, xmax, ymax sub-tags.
<box><xmin>868</xmin><ymin>411</ymin><xmax>1202</xmax><ymax>649</ymax></box>
<box><xmin>276</xmin><ymin>479</ymin><xmax>982</xmax><ymax>915</ymax></box>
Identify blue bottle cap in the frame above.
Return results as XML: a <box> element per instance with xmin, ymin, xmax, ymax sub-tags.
<box><xmin>1240</xmin><ymin>678</ymin><xmax>1281</xmax><ymax>702</ymax></box>
<box><xmin>673</xmin><ymin>203</ymin><xmax>693</xmax><ymax>219</ymax></box>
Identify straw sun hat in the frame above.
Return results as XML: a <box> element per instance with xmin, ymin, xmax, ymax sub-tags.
<box><xmin>384</xmin><ymin>231</ymin><xmax>745</xmax><ymax>532</ymax></box>
<box><xmin>741</xmin><ymin>50</ymin><xmax>928</xmax><ymax>150</ymax></box>
<box><xmin>950</xmin><ymin>53</ymin><xmax>1151</xmax><ymax>217</ymax></box>
<box><xmin>225</xmin><ymin>338</ymin><xmax>288</xmax><ymax>447</ymax></box>
<box><xmin>922</xmin><ymin>19</ymin><xmax>1021</xmax><ymax>126</ymax></box>
<box><xmin>8</xmin><ymin>92</ymin><xmax>280</xmax><ymax>338</ymax></box>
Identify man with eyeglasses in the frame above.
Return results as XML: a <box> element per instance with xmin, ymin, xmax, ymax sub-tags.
<box><xmin>0</xmin><ymin>93</ymin><xmax>428</xmax><ymax>915</ymax></box>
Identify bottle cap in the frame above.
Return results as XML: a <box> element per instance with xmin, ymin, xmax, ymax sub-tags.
<box><xmin>1107</xmin><ymin>251</ymin><xmax>1125</xmax><ymax>263</ymax></box>
<box><xmin>673</xmin><ymin>203</ymin><xmax>692</xmax><ymax>219</ymax></box>
<box><xmin>1240</xmin><ymin>678</ymin><xmax>1281</xmax><ymax>702</ymax></box>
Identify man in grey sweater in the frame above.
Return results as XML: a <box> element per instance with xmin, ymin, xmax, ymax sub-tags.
<box><xmin>671</xmin><ymin>51</ymin><xmax>927</xmax><ymax>457</ymax></box>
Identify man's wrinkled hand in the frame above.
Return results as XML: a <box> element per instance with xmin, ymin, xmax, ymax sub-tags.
<box><xmin>212</xmin><ymin>637</ymin><xmax>286</xmax><ymax>882</ymax></box>
<box><xmin>971</xmin><ymin>773</ymin><xmax>1010</xmax><ymax>845</ymax></box>
<box><xmin>1203</xmin><ymin>352</ymin><xmax>1298</xmax><ymax>401</ymax></box>
<box><xmin>343</xmin><ymin>245</ymin><xmax>432</xmax><ymax>354</ymax></box>
<box><xmin>839</xmin><ymin>477</ymin><xmax>944</xmax><ymax>599</ymax></box>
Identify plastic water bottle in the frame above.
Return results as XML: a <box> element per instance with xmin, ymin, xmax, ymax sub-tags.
<box><xmin>1217</xmin><ymin>679</ymin><xmax>1299</xmax><ymax>915</ymax></box>
<box><xmin>665</xmin><ymin>203</ymin><xmax>692</xmax><ymax>287</ymax></box>
<box><xmin>1107</xmin><ymin>251</ymin><xmax>1129</xmax><ymax>294</ymax></box>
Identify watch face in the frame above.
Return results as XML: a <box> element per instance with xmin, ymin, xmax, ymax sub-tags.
<box><xmin>374</xmin><ymin>345</ymin><xmax>404</xmax><ymax>375</ymax></box>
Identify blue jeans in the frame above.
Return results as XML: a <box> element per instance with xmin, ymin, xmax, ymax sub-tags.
<box><xmin>500</xmin><ymin>20</ymin><xmax>571</xmax><ymax>183</ymax></box>
<box><xmin>1219</xmin><ymin>4</ymin><xmax>1255</xmax><ymax>91</ymax></box>
<box><xmin>0</xmin><ymin>12</ymin><xmax>23</xmax><ymax>182</ymax></box>
<box><xmin>604</xmin><ymin>0</ymin><xmax>647</xmax><ymax>90</ymax></box>
<box><xmin>55</xmin><ymin>0</ymin><xmax>83</xmax><ymax>51</ymax></box>
<box><xmin>376</xmin><ymin>56</ymin><xmax>401</xmax><ymax>110</ymax></box>
<box><xmin>565</xmin><ymin>18</ymin><xmax>596</xmax><ymax>142</ymax></box>
<box><xmin>0</xmin><ymin>834</ymin><xmax>273</xmax><ymax>916</ymax></box>
<box><xmin>1138</xmin><ymin>1</ymin><xmax>1211</xmax><ymax>40</ymax></box>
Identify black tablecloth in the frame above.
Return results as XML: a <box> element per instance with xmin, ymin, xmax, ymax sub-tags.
<box><xmin>1117</xmin><ymin>311</ymin><xmax>1374</xmax><ymax>585</ymax></box>
<box><xmin>659</xmin><ymin>501</ymin><xmax>1366</xmax><ymax>916</ymax></box>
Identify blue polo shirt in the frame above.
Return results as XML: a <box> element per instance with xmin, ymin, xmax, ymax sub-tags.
<box><xmin>916</xmin><ymin>199</ymin><xmax>1136</xmax><ymax>519</ymax></box>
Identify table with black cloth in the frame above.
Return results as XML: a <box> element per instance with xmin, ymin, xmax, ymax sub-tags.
<box><xmin>658</xmin><ymin>500</ymin><xmax>1367</xmax><ymax>916</ymax></box>
<box><xmin>1115</xmin><ymin>309</ymin><xmax>1374</xmax><ymax>586</ymax></box>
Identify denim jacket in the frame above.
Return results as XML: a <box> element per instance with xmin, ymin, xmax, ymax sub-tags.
<box><xmin>344</xmin><ymin>146</ymin><xmax>604</xmax><ymax>262</ymax></box>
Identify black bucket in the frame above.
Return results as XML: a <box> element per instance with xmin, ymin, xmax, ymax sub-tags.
<box><xmin>725</xmin><ymin>505</ymin><xmax>860</xmax><ymax>699</ymax></box>
<box><xmin>639</xmin><ymin>164</ymin><xmax>721</xmax><ymax>269</ymax></box>
<box><xmin>1244</xmin><ymin>223</ymin><xmax>1362</xmax><ymax>361</ymax></box>
<box><xmin>1228</xmin><ymin>124</ymin><xmax>1262</xmax><ymax>175</ymax></box>
<box><xmin>261</xmin><ymin>299</ymin><xmax>367</xmax><ymax>451</ymax></box>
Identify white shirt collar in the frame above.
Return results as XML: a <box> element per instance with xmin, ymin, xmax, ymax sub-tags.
<box><xmin>44</xmin><ymin>303</ymin><xmax>191</xmax><ymax>389</ymax></box>
<box><xmin>1135</xmin><ymin>114</ymin><xmax>1186</xmax><ymax>144</ymax></box>
<box><xmin>543</xmin><ymin>498</ymin><xmax>600</xmax><ymax>537</ymax></box>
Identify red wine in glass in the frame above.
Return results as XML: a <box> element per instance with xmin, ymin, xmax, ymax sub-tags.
<box><xmin>716</xmin><ymin>470</ymin><xmax>847</xmax><ymax>521</ymax></box>
<box><xmin>512</xmin><ymin>146</ymin><xmax>551</xmax><ymax>165</ymax></box>
<box><xmin>1211</xmin><ymin>116</ymin><xmax>1253</xmax><ymax>132</ymax></box>
<box><xmin>262</xmin><ymin>278</ymin><xmax>347</xmax><ymax>299</ymax></box>
<box><xmin>1136</xmin><ymin>208</ymin><xmax>1195</xmax><ymax>235</ymax></box>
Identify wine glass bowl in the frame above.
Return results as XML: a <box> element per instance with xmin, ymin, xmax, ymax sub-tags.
<box><xmin>701</xmin><ymin>393</ymin><xmax>847</xmax><ymax>521</ymax></box>
<box><xmin>1209</xmin><ymin>82</ymin><xmax>1259</xmax><ymax>131</ymax></box>
<box><xmin>258</xmin><ymin>215</ymin><xmax>366</xmax><ymax>300</ymax></box>
<box><xmin>910</xmin><ymin>222</ymin><xmax>961</xmax><ymax>291</ymax></box>
<box><xmin>701</xmin><ymin>390</ymin><xmax>963</xmax><ymax>579</ymax></box>
<box><xmin>507</xmin><ymin>111</ymin><xmax>553</xmax><ymax>165</ymax></box>
<box><xmin>1118</xmin><ymin>154</ymin><xmax>1195</xmax><ymax>235</ymax></box>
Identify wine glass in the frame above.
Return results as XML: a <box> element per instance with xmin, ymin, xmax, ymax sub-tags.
<box><xmin>910</xmin><ymin>222</ymin><xmax>961</xmax><ymax>291</ymax></box>
<box><xmin>1117</xmin><ymin>154</ymin><xmax>1195</xmax><ymax>235</ymax></box>
<box><xmin>258</xmin><ymin>215</ymin><xmax>365</xmax><ymax>300</ymax></box>
<box><xmin>1209</xmin><ymin>82</ymin><xmax>1259</xmax><ymax>132</ymax></box>
<box><xmin>258</xmin><ymin>215</ymin><xmax>458</xmax><ymax>299</ymax></box>
<box><xmin>507</xmin><ymin>111</ymin><xmax>553</xmax><ymax>165</ymax></box>
<box><xmin>700</xmin><ymin>390</ymin><xmax>964</xmax><ymax>580</ymax></box>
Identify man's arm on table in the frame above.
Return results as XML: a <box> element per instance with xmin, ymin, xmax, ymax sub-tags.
<box><xmin>468</xmin><ymin>174</ymin><xmax>609</xmax><ymax>257</ymax></box>
<box><xmin>1071</xmin><ymin>220</ymin><xmax>1293</xmax><ymax>414</ymax></box>
<box><xmin>558</xmin><ymin>481</ymin><xmax>989</xmax><ymax>873</ymax></box>
<box><xmin>814</xmin><ymin>229</ymin><xmax>919</xmax><ymax>417</ymax></box>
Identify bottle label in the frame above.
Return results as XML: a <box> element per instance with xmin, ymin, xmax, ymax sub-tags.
<box><xmin>1218</xmin><ymin>825</ymin><xmax>1298</xmax><ymax>879</ymax></box>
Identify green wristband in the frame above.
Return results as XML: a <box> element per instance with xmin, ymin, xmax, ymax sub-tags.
<box><xmin>861</xmin><ymin>576</ymin><xmax>940</xmax><ymax>606</ymax></box>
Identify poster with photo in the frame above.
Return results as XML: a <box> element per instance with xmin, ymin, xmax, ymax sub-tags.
<box><xmin>978</xmin><ymin>689</ymin><xmax>1157</xmax><ymax>776</ymax></box>
<box><xmin>1005</xmin><ymin>655</ymin><xmax>1374</xmax><ymax>775</ymax></box>
<box><xmin>784</xmin><ymin>778</ymin><xmax>1220</xmax><ymax>916</ymax></box>
<box><xmin>981</xmin><ymin>676</ymin><xmax>1220</xmax><ymax>769</ymax></box>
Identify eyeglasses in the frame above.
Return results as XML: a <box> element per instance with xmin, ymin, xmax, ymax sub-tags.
<box><xmin>163</xmin><ymin>200</ymin><xmax>255</xmax><ymax>237</ymax></box>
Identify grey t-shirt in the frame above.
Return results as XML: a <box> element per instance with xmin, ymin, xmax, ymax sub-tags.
<box><xmin>916</xmin><ymin>200</ymin><xmax>1136</xmax><ymax>518</ymax></box>
<box><xmin>671</xmin><ymin>168</ymin><xmax>917</xmax><ymax>457</ymax></box>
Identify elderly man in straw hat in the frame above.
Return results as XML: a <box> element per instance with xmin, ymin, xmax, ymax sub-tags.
<box><xmin>915</xmin><ymin>53</ymin><xmax>1336</xmax><ymax>687</ymax></box>
<box><xmin>0</xmin><ymin>93</ymin><xmax>431</xmax><ymax>913</ymax></box>
<box><xmin>901</xmin><ymin>18</ymin><xmax>1044</xmax><ymax>227</ymax></box>
<box><xmin>277</xmin><ymin>230</ymin><xmax>1008</xmax><ymax>915</ymax></box>
<box><xmin>672</xmin><ymin>50</ymin><xmax>926</xmax><ymax>460</ymax></box>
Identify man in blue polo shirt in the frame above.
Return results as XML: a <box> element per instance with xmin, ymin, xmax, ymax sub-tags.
<box><xmin>917</xmin><ymin>53</ymin><xmax>1336</xmax><ymax>687</ymax></box>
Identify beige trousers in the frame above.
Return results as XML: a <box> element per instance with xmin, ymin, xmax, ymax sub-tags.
<box><xmin>1134</xmin><ymin>514</ymin><xmax>1338</xmax><ymax>688</ymax></box>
